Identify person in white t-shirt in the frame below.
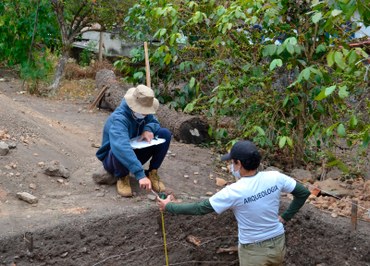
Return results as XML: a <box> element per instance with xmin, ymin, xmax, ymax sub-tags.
<box><xmin>157</xmin><ymin>140</ymin><xmax>310</xmax><ymax>266</ymax></box>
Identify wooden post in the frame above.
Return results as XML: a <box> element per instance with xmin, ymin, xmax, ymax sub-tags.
<box><xmin>98</xmin><ymin>31</ymin><xmax>104</xmax><ymax>62</ymax></box>
<box><xmin>144</xmin><ymin>42</ymin><xmax>151</xmax><ymax>87</ymax></box>
<box><xmin>351</xmin><ymin>200</ymin><xmax>358</xmax><ymax>231</ymax></box>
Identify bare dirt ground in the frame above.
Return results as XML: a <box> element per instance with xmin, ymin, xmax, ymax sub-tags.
<box><xmin>0</xmin><ymin>69</ymin><xmax>369</xmax><ymax>266</ymax></box>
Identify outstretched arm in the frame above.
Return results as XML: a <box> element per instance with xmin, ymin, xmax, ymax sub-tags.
<box><xmin>280</xmin><ymin>182</ymin><xmax>310</xmax><ymax>222</ymax></box>
<box><xmin>157</xmin><ymin>196</ymin><xmax>215</xmax><ymax>215</ymax></box>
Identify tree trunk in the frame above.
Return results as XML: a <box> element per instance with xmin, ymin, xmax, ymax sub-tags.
<box><xmin>48</xmin><ymin>52</ymin><xmax>68</xmax><ymax>95</ymax></box>
<box><xmin>95</xmin><ymin>69</ymin><xmax>131</xmax><ymax>110</ymax></box>
<box><xmin>50</xmin><ymin>0</ymin><xmax>94</xmax><ymax>95</ymax></box>
<box><xmin>94</xmin><ymin>69</ymin><xmax>210</xmax><ymax>144</ymax></box>
<box><xmin>156</xmin><ymin>105</ymin><xmax>210</xmax><ymax>144</ymax></box>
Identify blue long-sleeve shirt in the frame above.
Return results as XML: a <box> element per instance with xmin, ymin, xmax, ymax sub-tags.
<box><xmin>96</xmin><ymin>99</ymin><xmax>160</xmax><ymax>180</ymax></box>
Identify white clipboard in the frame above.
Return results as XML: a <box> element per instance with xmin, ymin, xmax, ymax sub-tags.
<box><xmin>130</xmin><ymin>136</ymin><xmax>166</xmax><ymax>149</ymax></box>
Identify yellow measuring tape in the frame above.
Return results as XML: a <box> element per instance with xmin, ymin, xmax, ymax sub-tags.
<box><xmin>151</xmin><ymin>189</ymin><xmax>169</xmax><ymax>265</ymax></box>
<box><xmin>161</xmin><ymin>211</ymin><xmax>169</xmax><ymax>266</ymax></box>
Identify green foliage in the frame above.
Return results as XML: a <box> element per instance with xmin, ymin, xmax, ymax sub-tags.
<box><xmin>0</xmin><ymin>0</ymin><xmax>60</xmax><ymax>93</ymax></box>
<box><xmin>20</xmin><ymin>49</ymin><xmax>54</xmax><ymax>94</ymax></box>
<box><xmin>0</xmin><ymin>0</ymin><xmax>131</xmax><ymax>92</ymax></box>
<box><xmin>118</xmin><ymin>0</ymin><xmax>369</xmax><ymax>170</ymax></box>
<box><xmin>79</xmin><ymin>41</ymin><xmax>97</xmax><ymax>67</ymax></box>
<box><xmin>0</xmin><ymin>0</ymin><xmax>60</xmax><ymax>65</ymax></box>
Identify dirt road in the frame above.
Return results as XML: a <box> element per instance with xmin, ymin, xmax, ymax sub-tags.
<box><xmin>0</xmin><ymin>78</ymin><xmax>222</xmax><ymax>235</ymax></box>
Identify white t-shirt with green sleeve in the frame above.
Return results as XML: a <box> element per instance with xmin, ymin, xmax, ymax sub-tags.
<box><xmin>209</xmin><ymin>171</ymin><xmax>296</xmax><ymax>244</ymax></box>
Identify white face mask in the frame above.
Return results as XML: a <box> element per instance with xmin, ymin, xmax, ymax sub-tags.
<box><xmin>230</xmin><ymin>164</ymin><xmax>241</xmax><ymax>180</ymax></box>
<box><xmin>133</xmin><ymin>112</ymin><xmax>146</xmax><ymax>119</ymax></box>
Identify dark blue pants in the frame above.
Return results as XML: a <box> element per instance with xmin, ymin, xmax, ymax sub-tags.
<box><xmin>103</xmin><ymin>128</ymin><xmax>172</xmax><ymax>178</ymax></box>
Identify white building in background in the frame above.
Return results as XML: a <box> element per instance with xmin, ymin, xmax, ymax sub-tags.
<box><xmin>72</xmin><ymin>30</ymin><xmax>138</xmax><ymax>57</ymax></box>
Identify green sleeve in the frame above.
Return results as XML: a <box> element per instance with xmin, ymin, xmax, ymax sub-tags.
<box><xmin>281</xmin><ymin>182</ymin><xmax>310</xmax><ymax>222</ymax></box>
<box><xmin>165</xmin><ymin>199</ymin><xmax>215</xmax><ymax>215</ymax></box>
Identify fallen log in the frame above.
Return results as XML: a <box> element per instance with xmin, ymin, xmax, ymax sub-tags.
<box><xmin>156</xmin><ymin>105</ymin><xmax>209</xmax><ymax>144</ymax></box>
<box><xmin>94</xmin><ymin>69</ymin><xmax>210</xmax><ymax>144</ymax></box>
<box><xmin>95</xmin><ymin>69</ymin><xmax>130</xmax><ymax>110</ymax></box>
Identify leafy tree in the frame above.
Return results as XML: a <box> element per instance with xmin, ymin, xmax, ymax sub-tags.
<box><xmin>119</xmin><ymin>0</ymin><xmax>369</xmax><ymax>172</ymax></box>
<box><xmin>0</xmin><ymin>0</ymin><xmax>60</xmax><ymax>92</ymax></box>
<box><xmin>0</xmin><ymin>0</ymin><xmax>59</xmax><ymax>65</ymax></box>
<box><xmin>48</xmin><ymin>0</ymin><xmax>135</xmax><ymax>94</ymax></box>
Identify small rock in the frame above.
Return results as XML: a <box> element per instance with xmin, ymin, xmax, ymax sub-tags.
<box><xmin>194</xmin><ymin>172</ymin><xmax>199</xmax><ymax>175</ymax></box>
<box><xmin>16</xmin><ymin>192</ymin><xmax>38</xmax><ymax>204</ymax></box>
<box><xmin>216</xmin><ymin>177</ymin><xmax>227</xmax><ymax>187</ymax></box>
<box><xmin>184</xmin><ymin>174</ymin><xmax>189</xmax><ymax>179</ymax></box>
<box><xmin>363</xmin><ymin>180</ymin><xmax>370</xmax><ymax>200</ymax></box>
<box><xmin>0</xmin><ymin>141</ymin><xmax>9</xmax><ymax>156</ymax></box>
<box><xmin>147</xmin><ymin>194</ymin><xmax>156</xmax><ymax>201</ymax></box>
<box><xmin>265</xmin><ymin>166</ymin><xmax>284</xmax><ymax>172</ymax></box>
<box><xmin>315</xmin><ymin>178</ymin><xmax>352</xmax><ymax>197</ymax></box>
<box><xmin>91</xmin><ymin>143</ymin><xmax>100</xmax><ymax>148</ymax></box>
<box><xmin>96</xmin><ymin>193</ymin><xmax>105</xmax><ymax>197</ymax></box>
<box><xmin>290</xmin><ymin>168</ymin><xmax>314</xmax><ymax>183</ymax></box>
<box><xmin>60</xmin><ymin>252</ymin><xmax>68</xmax><ymax>258</ymax></box>
<box><xmin>44</xmin><ymin>160</ymin><xmax>70</xmax><ymax>178</ymax></box>
<box><xmin>326</xmin><ymin>168</ymin><xmax>342</xmax><ymax>180</ymax></box>
<box><xmin>205</xmin><ymin>191</ymin><xmax>213</xmax><ymax>196</ymax></box>
<box><xmin>193</xmin><ymin>180</ymin><xmax>198</xmax><ymax>184</ymax></box>
<box><xmin>29</xmin><ymin>183</ymin><xmax>37</xmax><ymax>190</ymax></box>
<box><xmin>92</xmin><ymin>167</ymin><xmax>116</xmax><ymax>185</ymax></box>
<box><xmin>8</xmin><ymin>142</ymin><xmax>17</xmax><ymax>149</ymax></box>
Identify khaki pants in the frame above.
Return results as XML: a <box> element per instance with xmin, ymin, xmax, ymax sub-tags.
<box><xmin>238</xmin><ymin>233</ymin><xmax>286</xmax><ymax>266</ymax></box>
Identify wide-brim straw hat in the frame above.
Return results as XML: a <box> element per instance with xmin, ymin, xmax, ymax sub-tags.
<box><xmin>124</xmin><ymin>84</ymin><xmax>159</xmax><ymax>114</ymax></box>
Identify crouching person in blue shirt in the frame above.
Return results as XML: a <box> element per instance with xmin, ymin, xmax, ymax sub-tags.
<box><xmin>96</xmin><ymin>84</ymin><xmax>172</xmax><ymax>197</ymax></box>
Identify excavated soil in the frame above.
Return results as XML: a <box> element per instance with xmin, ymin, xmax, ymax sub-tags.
<box><xmin>0</xmin><ymin>70</ymin><xmax>369</xmax><ymax>266</ymax></box>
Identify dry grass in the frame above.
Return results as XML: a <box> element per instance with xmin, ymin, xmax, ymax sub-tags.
<box><xmin>64</xmin><ymin>60</ymin><xmax>115</xmax><ymax>80</ymax></box>
<box><xmin>55</xmin><ymin>60</ymin><xmax>117</xmax><ymax>102</ymax></box>
<box><xmin>56</xmin><ymin>78</ymin><xmax>97</xmax><ymax>101</ymax></box>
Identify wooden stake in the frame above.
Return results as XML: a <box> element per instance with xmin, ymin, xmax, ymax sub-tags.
<box><xmin>89</xmin><ymin>85</ymin><xmax>108</xmax><ymax>111</ymax></box>
<box><xmin>351</xmin><ymin>200</ymin><xmax>358</xmax><ymax>231</ymax></box>
<box><xmin>144</xmin><ymin>42</ymin><xmax>151</xmax><ymax>87</ymax></box>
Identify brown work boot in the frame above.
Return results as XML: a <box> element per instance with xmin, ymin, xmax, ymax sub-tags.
<box><xmin>148</xmin><ymin>169</ymin><xmax>165</xmax><ymax>192</ymax></box>
<box><xmin>116</xmin><ymin>175</ymin><xmax>132</xmax><ymax>197</ymax></box>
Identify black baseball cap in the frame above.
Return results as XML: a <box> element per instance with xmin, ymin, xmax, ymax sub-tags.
<box><xmin>221</xmin><ymin>140</ymin><xmax>260</xmax><ymax>161</ymax></box>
